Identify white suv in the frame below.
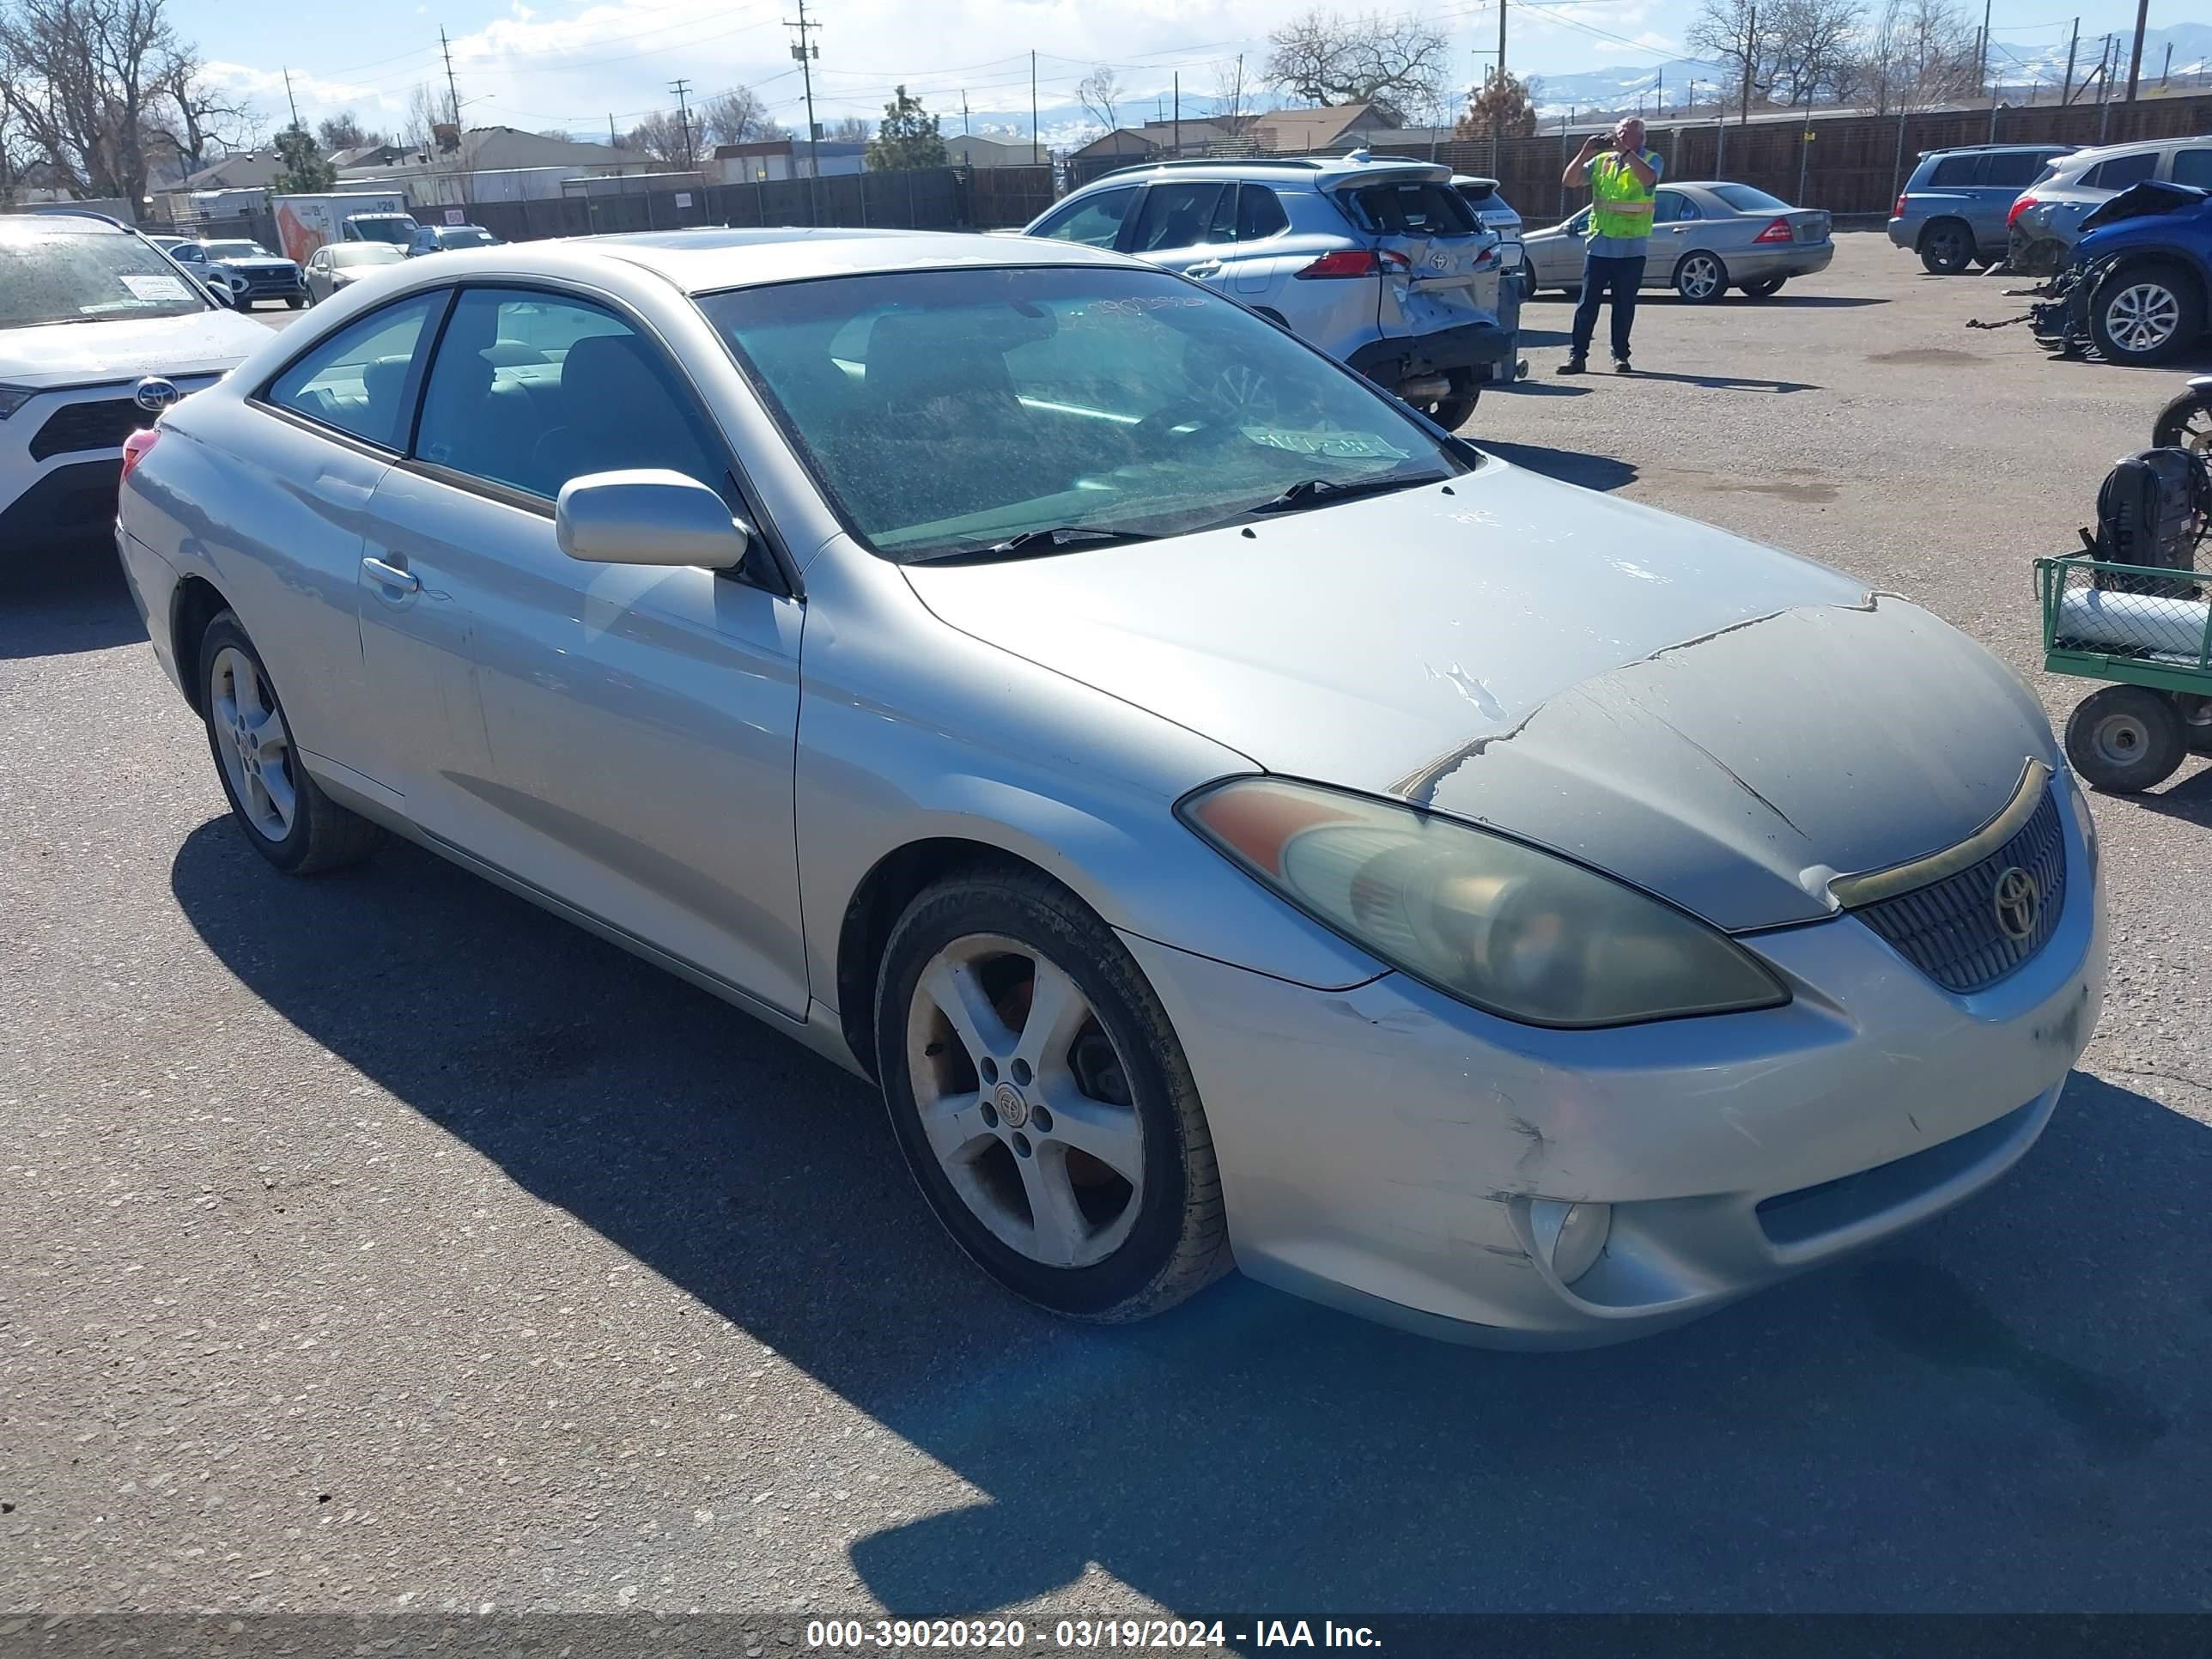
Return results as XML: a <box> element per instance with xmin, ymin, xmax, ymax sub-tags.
<box><xmin>1</xmin><ymin>210</ymin><xmax>270</xmax><ymax>560</ymax></box>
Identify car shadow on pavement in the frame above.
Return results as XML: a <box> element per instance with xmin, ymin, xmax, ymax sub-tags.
<box><xmin>0</xmin><ymin>560</ymin><xmax>147</xmax><ymax>659</ymax></box>
<box><xmin>2118</xmin><ymin>763</ymin><xmax>2212</xmax><ymax>827</ymax></box>
<box><xmin>1468</xmin><ymin>440</ymin><xmax>1637</xmax><ymax>492</ymax></box>
<box><xmin>169</xmin><ymin>817</ymin><xmax>2212</xmax><ymax>1616</ymax></box>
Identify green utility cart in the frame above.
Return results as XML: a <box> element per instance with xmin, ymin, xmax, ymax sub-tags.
<box><xmin>2038</xmin><ymin>551</ymin><xmax>2212</xmax><ymax>792</ymax></box>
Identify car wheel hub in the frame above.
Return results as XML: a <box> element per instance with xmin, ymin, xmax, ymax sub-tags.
<box><xmin>1683</xmin><ymin>258</ymin><xmax>1718</xmax><ymax>296</ymax></box>
<box><xmin>210</xmin><ymin>646</ymin><xmax>296</xmax><ymax>842</ymax></box>
<box><xmin>2107</xmin><ymin>283</ymin><xmax>2179</xmax><ymax>351</ymax></box>
<box><xmin>2092</xmin><ymin>710</ymin><xmax>2148</xmax><ymax>766</ymax></box>
<box><xmin>905</xmin><ymin>933</ymin><xmax>1144</xmax><ymax>1270</ymax></box>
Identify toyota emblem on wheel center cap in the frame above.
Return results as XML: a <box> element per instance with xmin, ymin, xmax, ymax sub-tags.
<box><xmin>1992</xmin><ymin>866</ymin><xmax>2039</xmax><ymax>942</ymax></box>
<box><xmin>992</xmin><ymin>1081</ymin><xmax>1029</xmax><ymax>1129</ymax></box>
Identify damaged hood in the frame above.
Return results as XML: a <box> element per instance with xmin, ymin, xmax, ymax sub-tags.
<box><xmin>902</xmin><ymin>458</ymin><xmax>2058</xmax><ymax>930</ymax></box>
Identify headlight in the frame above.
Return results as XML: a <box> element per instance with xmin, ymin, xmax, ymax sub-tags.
<box><xmin>0</xmin><ymin>384</ymin><xmax>33</xmax><ymax>420</ymax></box>
<box><xmin>1180</xmin><ymin>777</ymin><xmax>1789</xmax><ymax>1028</ymax></box>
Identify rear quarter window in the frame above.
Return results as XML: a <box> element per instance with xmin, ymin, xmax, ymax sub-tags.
<box><xmin>1926</xmin><ymin>155</ymin><xmax>1981</xmax><ymax>186</ymax></box>
<box><xmin>2086</xmin><ymin>151</ymin><xmax>2158</xmax><ymax>190</ymax></box>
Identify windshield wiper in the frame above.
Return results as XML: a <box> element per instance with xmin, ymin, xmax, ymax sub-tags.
<box><xmin>1245</xmin><ymin>472</ymin><xmax>1451</xmax><ymax>515</ymax></box>
<box><xmin>925</xmin><ymin>526</ymin><xmax>1162</xmax><ymax>563</ymax></box>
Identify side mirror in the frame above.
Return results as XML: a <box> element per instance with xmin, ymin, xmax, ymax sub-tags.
<box><xmin>204</xmin><ymin>276</ymin><xmax>234</xmax><ymax>307</ymax></box>
<box><xmin>555</xmin><ymin>469</ymin><xmax>752</xmax><ymax>569</ymax></box>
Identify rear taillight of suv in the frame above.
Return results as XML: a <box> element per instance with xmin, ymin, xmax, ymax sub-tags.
<box><xmin>1893</xmin><ymin>194</ymin><xmax>1907</xmax><ymax>219</ymax></box>
<box><xmin>1753</xmin><ymin>217</ymin><xmax>1794</xmax><ymax>244</ymax></box>
<box><xmin>1295</xmin><ymin>248</ymin><xmax>1410</xmax><ymax>279</ymax></box>
<box><xmin>119</xmin><ymin>427</ymin><xmax>161</xmax><ymax>484</ymax></box>
<box><xmin>2008</xmin><ymin>194</ymin><xmax>2038</xmax><ymax>228</ymax></box>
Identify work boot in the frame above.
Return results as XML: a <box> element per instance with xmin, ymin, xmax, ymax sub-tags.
<box><xmin>1613</xmin><ymin>356</ymin><xmax>1633</xmax><ymax>374</ymax></box>
<box><xmin>1557</xmin><ymin>355</ymin><xmax>1588</xmax><ymax>375</ymax></box>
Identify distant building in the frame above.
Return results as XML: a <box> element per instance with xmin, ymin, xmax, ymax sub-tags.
<box><xmin>177</xmin><ymin>150</ymin><xmax>291</xmax><ymax>191</ymax></box>
<box><xmin>944</xmin><ymin>133</ymin><xmax>1036</xmax><ymax>167</ymax></box>
<box><xmin>708</xmin><ymin>138</ymin><xmax>868</xmax><ymax>181</ymax></box>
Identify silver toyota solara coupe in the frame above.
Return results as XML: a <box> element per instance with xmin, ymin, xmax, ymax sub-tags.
<box><xmin>115</xmin><ymin>228</ymin><xmax>2106</xmax><ymax>1347</ymax></box>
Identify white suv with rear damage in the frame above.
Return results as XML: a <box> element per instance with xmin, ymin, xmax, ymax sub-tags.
<box><xmin>1</xmin><ymin>210</ymin><xmax>270</xmax><ymax>562</ymax></box>
<box><xmin>1024</xmin><ymin>152</ymin><xmax>1512</xmax><ymax>430</ymax></box>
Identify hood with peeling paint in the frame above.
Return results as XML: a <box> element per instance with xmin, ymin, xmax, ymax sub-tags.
<box><xmin>902</xmin><ymin>457</ymin><xmax>2059</xmax><ymax>930</ymax></box>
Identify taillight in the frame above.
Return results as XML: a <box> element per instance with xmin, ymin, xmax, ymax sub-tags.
<box><xmin>1296</xmin><ymin>249</ymin><xmax>1377</xmax><ymax>278</ymax></box>
<box><xmin>1893</xmin><ymin>194</ymin><xmax>1907</xmax><ymax>219</ymax></box>
<box><xmin>2008</xmin><ymin>194</ymin><xmax>2038</xmax><ymax>228</ymax></box>
<box><xmin>1753</xmin><ymin>217</ymin><xmax>1794</xmax><ymax>244</ymax></box>
<box><xmin>119</xmin><ymin>427</ymin><xmax>161</xmax><ymax>483</ymax></box>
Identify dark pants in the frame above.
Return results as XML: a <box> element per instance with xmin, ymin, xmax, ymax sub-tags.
<box><xmin>1571</xmin><ymin>252</ymin><xmax>1645</xmax><ymax>362</ymax></box>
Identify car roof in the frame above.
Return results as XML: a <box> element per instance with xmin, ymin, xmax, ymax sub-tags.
<box><xmin>1918</xmin><ymin>142</ymin><xmax>2077</xmax><ymax>157</ymax></box>
<box><xmin>463</xmin><ymin>226</ymin><xmax>1135</xmax><ymax>295</ymax></box>
<box><xmin>2055</xmin><ymin>135</ymin><xmax>2209</xmax><ymax>165</ymax></box>
<box><xmin>1081</xmin><ymin>151</ymin><xmax>1452</xmax><ymax>189</ymax></box>
<box><xmin>0</xmin><ymin>207</ymin><xmax>130</xmax><ymax>234</ymax></box>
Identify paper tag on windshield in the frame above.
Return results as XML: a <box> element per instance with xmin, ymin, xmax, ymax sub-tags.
<box><xmin>122</xmin><ymin>273</ymin><xmax>192</xmax><ymax>302</ymax></box>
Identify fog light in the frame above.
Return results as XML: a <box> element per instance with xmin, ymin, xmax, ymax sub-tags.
<box><xmin>1528</xmin><ymin>1199</ymin><xmax>1611</xmax><ymax>1285</ymax></box>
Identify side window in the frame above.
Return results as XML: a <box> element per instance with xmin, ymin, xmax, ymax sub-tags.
<box><xmin>1131</xmin><ymin>183</ymin><xmax>1224</xmax><ymax>252</ymax></box>
<box><xmin>2171</xmin><ymin>149</ymin><xmax>2212</xmax><ymax>189</ymax></box>
<box><xmin>1238</xmin><ymin>185</ymin><xmax>1289</xmax><ymax>240</ymax></box>
<box><xmin>1927</xmin><ymin>155</ymin><xmax>1981</xmax><ymax>186</ymax></box>
<box><xmin>1206</xmin><ymin>185</ymin><xmax>1239</xmax><ymax>244</ymax></box>
<box><xmin>263</xmin><ymin>291</ymin><xmax>441</xmax><ymax>450</ymax></box>
<box><xmin>1653</xmin><ymin>189</ymin><xmax>1683</xmax><ymax>224</ymax></box>
<box><xmin>1979</xmin><ymin>150</ymin><xmax>2047</xmax><ymax>187</ymax></box>
<box><xmin>412</xmin><ymin>288</ymin><xmax>722</xmax><ymax>504</ymax></box>
<box><xmin>1034</xmin><ymin>187</ymin><xmax>1136</xmax><ymax>248</ymax></box>
<box><xmin>2088</xmin><ymin>151</ymin><xmax>2157</xmax><ymax>190</ymax></box>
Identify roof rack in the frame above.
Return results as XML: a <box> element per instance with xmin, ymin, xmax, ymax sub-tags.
<box><xmin>3</xmin><ymin>204</ymin><xmax>126</xmax><ymax>228</ymax></box>
<box><xmin>1091</xmin><ymin>155</ymin><xmax>1332</xmax><ymax>181</ymax></box>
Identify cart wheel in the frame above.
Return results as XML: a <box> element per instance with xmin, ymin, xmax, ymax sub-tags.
<box><xmin>2065</xmin><ymin>686</ymin><xmax>2188</xmax><ymax>793</ymax></box>
<box><xmin>2179</xmin><ymin>694</ymin><xmax>2212</xmax><ymax>757</ymax></box>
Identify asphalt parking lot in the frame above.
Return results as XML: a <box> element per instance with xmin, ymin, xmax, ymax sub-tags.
<box><xmin>4</xmin><ymin>232</ymin><xmax>2211</xmax><ymax>1623</ymax></box>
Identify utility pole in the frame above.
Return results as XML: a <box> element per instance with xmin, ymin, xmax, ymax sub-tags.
<box><xmin>2160</xmin><ymin>42</ymin><xmax>2172</xmax><ymax>88</ymax></box>
<box><xmin>1492</xmin><ymin>0</ymin><xmax>1507</xmax><ymax>176</ymax></box>
<box><xmin>962</xmin><ymin>92</ymin><xmax>970</xmax><ymax>136</ymax></box>
<box><xmin>1656</xmin><ymin>66</ymin><xmax>1663</xmax><ymax>117</ymax></box>
<box><xmin>2098</xmin><ymin>33</ymin><xmax>2114</xmax><ymax>143</ymax></box>
<box><xmin>2124</xmin><ymin>0</ymin><xmax>2148</xmax><ymax>100</ymax></box>
<box><xmin>1173</xmin><ymin>72</ymin><xmax>1180</xmax><ymax>157</ymax></box>
<box><xmin>2062</xmin><ymin>18</ymin><xmax>2079</xmax><ymax>103</ymax></box>
<box><xmin>441</xmin><ymin>27</ymin><xmax>463</xmax><ymax>128</ymax></box>
<box><xmin>283</xmin><ymin>68</ymin><xmax>301</xmax><ymax>132</ymax></box>
<box><xmin>1030</xmin><ymin>50</ymin><xmax>1040</xmax><ymax>166</ymax></box>
<box><xmin>1977</xmin><ymin>0</ymin><xmax>1991</xmax><ymax>100</ymax></box>
<box><xmin>609</xmin><ymin>112</ymin><xmax>618</xmax><ymax>148</ymax></box>
<box><xmin>670</xmin><ymin>79</ymin><xmax>694</xmax><ymax>172</ymax></box>
<box><xmin>1739</xmin><ymin>6</ymin><xmax>1756</xmax><ymax>127</ymax></box>
<box><xmin>786</xmin><ymin>0</ymin><xmax>821</xmax><ymax>220</ymax></box>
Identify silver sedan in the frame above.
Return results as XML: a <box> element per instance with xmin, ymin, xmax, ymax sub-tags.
<box><xmin>1524</xmin><ymin>180</ymin><xmax>1836</xmax><ymax>301</ymax></box>
<box><xmin>116</xmin><ymin>229</ymin><xmax>2101</xmax><ymax>1346</ymax></box>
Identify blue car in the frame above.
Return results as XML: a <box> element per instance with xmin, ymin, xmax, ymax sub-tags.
<box><xmin>2035</xmin><ymin>180</ymin><xmax>2212</xmax><ymax>366</ymax></box>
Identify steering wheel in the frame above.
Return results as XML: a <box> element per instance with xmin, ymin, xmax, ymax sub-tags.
<box><xmin>1133</xmin><ymin>399</ymin><xmax>1239</xmax><ymax>455</ymax></box>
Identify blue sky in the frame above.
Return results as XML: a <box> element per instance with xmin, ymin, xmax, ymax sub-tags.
<box><xmin>176</xmin><ymin>0</ymin><xmax>2191</xmax><ymax>143</ymax></box>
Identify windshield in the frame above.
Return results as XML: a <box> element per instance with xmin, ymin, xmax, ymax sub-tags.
<box><xmin>440</xmin><ymin>228</ymin><xmax>496</xmax><ymax>246</ymax></box>
<box><xmin>1711</xmin><ymin>184</ymin><xmax>1792</xmax><ymax>213</ymax></box>
<box><xmin>699</xmin><ymin>265</ymin><xmax>1468</xmax><ymax>561</ymax></box>
<box><xmin>201</xmin><ymin>240</ymin><xmax>269</xmax><ymax>259</ymax></box>
<box><xmin>0</xmin><ymin>228</ymin><xmax>210</xmax><ymax>327</ymax></box>
<box><xmin>349</xmin><ymin>217</ymin><xmax>416</xmax><ymax>245</ymax></box>
<box><xmin>336</xmin><ymin>244</ymin><xmax>405</xmax><ymax>266</ymax></box>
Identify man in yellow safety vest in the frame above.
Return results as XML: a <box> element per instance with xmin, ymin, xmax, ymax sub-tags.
<box><xmin>1557</xmin><ymin>116</ymin><xmax>1662</xmax><ymax>375</ymax></box>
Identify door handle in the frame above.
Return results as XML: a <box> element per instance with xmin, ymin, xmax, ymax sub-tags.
<box><xmin>1186</xmin><ymin>260</ymin><xmax>1222</xmax><ymax>276</ymax></box>
<box><xmin>362</xmin><ymin>555</ymin><xmax>420</xmax><ymax>594</ymax></box>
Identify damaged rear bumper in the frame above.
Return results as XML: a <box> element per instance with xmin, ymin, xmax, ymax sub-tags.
<box><xmin>1121</xmin><ymin>783</ymin><xmax>2105</xmax><ymax>1347</ymax></box>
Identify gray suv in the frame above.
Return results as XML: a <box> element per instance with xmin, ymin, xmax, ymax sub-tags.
<box><xmin>1023</xmin><ymin>152</ymin><xmax>1511</xmax><ymax>429</ymax></box>
<box><xmin>2008</xmin><ymin>136</ymin><xmax>2212</xmax><ymax>274</ymax></box>
<box><xmin>1888</xmin><ymin>143</ymin><xmax>2077</xmax><ymax>273</ymax></box>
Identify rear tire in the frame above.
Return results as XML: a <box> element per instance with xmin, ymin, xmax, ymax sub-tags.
<box><xmin>198</xmin><ymin>613</ymin><xmax>384</xmax><ymax>874</ymax></box>
<box><xmin>2151</xmin><ymin>386</ymin><xmax>2212</xmax><ymax>455</ymax></box>
<box><xmin>2089</xmin><ymin>261</ymin><xmax>2203</xmax><ymax>367</ymax></box>
<box><xmin>1919</xmin><ymin>220</ymin><xmax>1974</xmax><ymax>274</ymax></box>
<box><xmin>875</xmin><ymin>866</ymin><xmax>1230</xmax><ymax>1322</ymax></box>
<box><xmin>2065</xmin><ymin>685</ymin><xmax>2187</xmax><ymax>793</ymax></box>
<box><xmin>1740</xmin><ymin>276</ymin><xmax>1786</xmax><ymax>298</ymax></box>
<box><xmin>1674</xmin><ymin>251</ymin><xmax>1729</xmax><ymax>303</ymax></box>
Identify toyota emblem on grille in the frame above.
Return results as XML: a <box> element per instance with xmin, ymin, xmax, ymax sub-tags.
<box><xmin>1992</xmin><ymin>866</ymin><xmax>2039</xmax><ymax>941</ymax></box>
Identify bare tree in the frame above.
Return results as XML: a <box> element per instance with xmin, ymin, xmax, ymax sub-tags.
<box><xmin>1688</xmin><ymin>0</ymin><xmax>1784</xmax><ymax>109</ymax></box>
<box><xmin>698</xmin><ymin>83</ymin><xmax>785</xmax><ymax>147</ymax></box>
<box><xmin>151</xmin><ymin>51</ymin><xmax>253</xmax><ymax>173</ymax></box>
<box><xmin>1769</xmin><ymin>0</ymin><xmax>1865</xmax><ymax>104</ymax></box>
<box><xmin>1262</xmin><ymin>8</ymin><xmax>1450</xmax><ymax>121</ymax></box>
<box><xmin>1076</xmin><ymin>64</ymin><xmax>1123</xmax><ymax>134</ymax></box>
<box><xmin>0</xmin><ymin>0</ymin><xmax>186</xmax><ymax>204</ymax></box>
<box><xmin>400</xmin><ymin>82</ymin><xmax>443</xmax><ymax>156</ymax></box>
<box><xmin>1850</xmin><ymin>0</ymin><xmax>1978</xmax><ymax>111</ymax></box>
<box><xmin>623</xmin><ymin>107</ymin><xmax>690</xmax><ymax>162</ymax></box>
<box><xmin>315</xmin><ymin>109</ymin><xmax>375</xmax><ymax>150</ymax></box>
<box><xmin>1212</xmin><ymin>56</ymin><xmax>1250</xmax><ymax>132</ymax></box>
<box><xmin>825</xmin><ymin>114</ymin><xmax>869</xmax><ymax>143</ymax></box>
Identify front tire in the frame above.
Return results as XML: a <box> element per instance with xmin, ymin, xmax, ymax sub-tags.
<box><xmin>1674</xmin><ymin>251</ymin><xmax>1729</xmax><ymax>303</ymax></box>
<box><xmin>2089</xmin><ymin>262</ymin><xmax>2203</xmax><ymax>366</ymax></box>
<box><xmin>1919</xmin><ymin>220</ymin><xmax>1974</xmax><ymax>274</ymax></box>
<box><xmin>875</xmin><ymin>866</ymin><xmax>1229</xmax><ymax>1322</ymax></box>
<box><xmin>286</xmin><ymin>296</ymin><xmax>305</xmax><ymax>309</ymax></box>
<box><xmin>2152</xmin><ymin>386</ymin><xmax>2212</xmax><ymax>455</ymax></box>
<box><xmin>2065</xmin><ymin>684</ymin><xmax>2187</xmax><ymax>793</ymax></box>
<box><xmin>199</xmin><ymin>613</ymin><xmax>383</xmax><ymax>874</ymax></box>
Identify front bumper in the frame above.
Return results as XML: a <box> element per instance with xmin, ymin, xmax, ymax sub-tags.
<box><xmin>1347</xmin><ymin>319</ymin><xmax>1514</xmax><ymax>390</ymax></box>
<box><xmin>1126</xmin><ymin>777</ymin><xmax>2104</xmax><ymax>1347</ymax></box>
<box><xmin>0</xmin><ymin>458</ymin><xmax>124</xmax><ymax>556</ymax></box>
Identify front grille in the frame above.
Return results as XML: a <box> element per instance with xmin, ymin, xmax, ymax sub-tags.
<box><xmin>28</xmin><ymin>398</ymin><xmax>149</xmax><ymax>462</ymax></box>
<box><xmin>234</xmin><ymin>268</ymin><xmax>298</xmax><ymax>294</ymax></box>
<box><xmin>1850</xmin><ymin>787</ymin><xmax>2067</xmax><ymax>994</ymax></box>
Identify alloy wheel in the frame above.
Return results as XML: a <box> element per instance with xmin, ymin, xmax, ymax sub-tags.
<box><xmin>210</xmin><ymin>645</ymin><xmax>297</xmax><ymax>842</ymax></box>
<box><xmin>1679</xmin><ymin>254</ymin><xmax>1722</xmax><ymax>300</ymax></box>
<box><xmin>2104</xmin><ymin>283</ymin><xmax>2181</xmax><ymax>355</ymax></box>
<box><xmin>2178</xmin><ymin>401</ymin><xmax>2212</xmax><ymax>456</ymax></box>
<box><xmin>904</xmin><ymin>933</ymin><xmax>1145</xmax><ymax>1270</ymax></box>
